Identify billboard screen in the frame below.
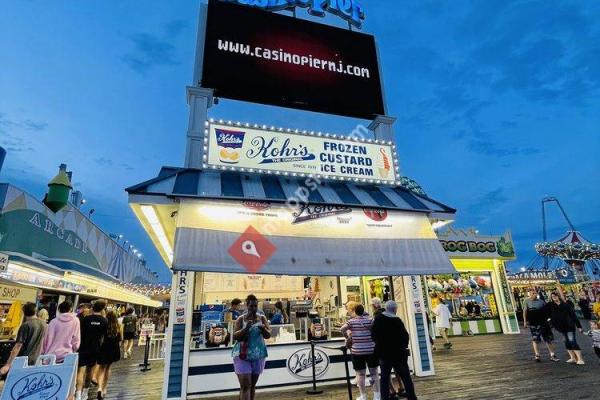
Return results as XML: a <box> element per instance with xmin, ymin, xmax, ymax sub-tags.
<box><xmin>201</xmin><ymin>0</ymin><xmax>385</xmax><ymax>119</ymax></box>
<box><xmin>207</xmin><ymin>122</ymin><xmax>398</xmax><ymax>183</ymax></box>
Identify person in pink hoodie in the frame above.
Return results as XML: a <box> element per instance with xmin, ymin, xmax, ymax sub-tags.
<box><xmin>43</xmin><ymin>300</ymin><xmax>81</xmax><ymax>362</ymax></box>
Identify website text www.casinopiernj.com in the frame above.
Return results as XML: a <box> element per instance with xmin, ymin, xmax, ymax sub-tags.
<box><xmin>216</xmin><ymin>39</ymin><xmax>372</xmax><ymax>78</ymax></box>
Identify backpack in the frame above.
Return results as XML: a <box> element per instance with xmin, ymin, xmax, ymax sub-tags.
<box><xmin>124</xmin><ymin>316</ymin><xmax>137</xmax><ymax>334</ymax></box>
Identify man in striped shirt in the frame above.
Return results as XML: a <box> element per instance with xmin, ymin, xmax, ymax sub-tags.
<box><xmin>341</xmin><ymin>304</ymin><xmax>381</xmax><ymax>400</ymax></box>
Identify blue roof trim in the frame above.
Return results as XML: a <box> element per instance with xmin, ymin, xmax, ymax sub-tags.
<box><xmin>173</xmin><ymin>170</ymin><xmax>200</xmax><ymax>195</ymax></box>
<box><xmin>126</xmin><ymin>168</ymin><xmax>456</xmax><ymax>215</ymax></box>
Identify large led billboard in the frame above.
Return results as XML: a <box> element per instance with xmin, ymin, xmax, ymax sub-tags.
<box><xmin>201</xmin><ymin>0</ymin><xmax>385</xmax><ymax>120</ymax></box>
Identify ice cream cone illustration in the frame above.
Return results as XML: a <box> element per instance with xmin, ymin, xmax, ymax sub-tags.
<box><xmin>379</xmin><ymin>148</ymin><xmax>391</xmax><ymax>178</ymax></box>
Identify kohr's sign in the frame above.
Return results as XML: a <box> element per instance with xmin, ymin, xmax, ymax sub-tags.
<box><xmin>286</xmin><ymin>347</ymin><xmax>330</xmax><ymax>379</ymax></box>
<box><xmin>207</xmin><ymin>122</ymin><xmax>399</xmax><ymax>184</ymax></box>
<box><xmin>221</xmin><ymin>0</ymin><xmax>365</xmax><ymax>28</ymax></box>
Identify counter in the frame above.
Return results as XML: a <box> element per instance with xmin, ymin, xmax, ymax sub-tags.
<box><xmin>187</xmin><ymin>339</ymin><xmax>347</xmax><ymax>398</ymax></box>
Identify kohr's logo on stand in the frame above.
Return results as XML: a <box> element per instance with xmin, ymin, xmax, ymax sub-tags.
<box><xmin>221</xmin><ymin>0</ymin><xmax>365</xmax><ymax>28</ymax></box>
<box><xmin>10</xmin><ymin>372</ymin><xmax>62</xmax><ymax>400</ymax></box>
<box><xmin>246</xmin><ymin>136</ymin><xmax>316</xmax><ymax>165</ymax></box>
<box><xmin>216</xmin><ymin>128</ymin><xmax>246</xmax><ymax>164</ymax></box>
<box><xmin>287</xmin><ymin>347</ymin><xmax>330</xmax><ymax>380</ymax></box>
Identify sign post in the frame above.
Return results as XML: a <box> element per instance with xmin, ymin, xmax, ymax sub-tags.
<box><xmin>1</xmin><ymin>354</ymin><xmax>78</xmax><ymax>400</ymax></box>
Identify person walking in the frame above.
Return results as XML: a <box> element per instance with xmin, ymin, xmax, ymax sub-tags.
<box><xmin>523</xmin><ymin>288</ymin><xmax>559</xmax><ymax>362</ymax></box>
<box><xmin>548</xmin><ymin>292</ymin><xmax>585</xmax><ymax>365</ymax></box>
<box><xmin>42</xmin><ymin>300</ymin><xmax>80</xmax><ymax>363</ymax></box>
<box><xmin>341</xmin><ymin>304</ymin><xmax>380</xmax><ymax>400</ymax></box>
<box><xmin>0</xmin><ymin>302</ymin><xmax>47</xmax><ymax>375</ymax></box>
<box><xmin>96</xmin><ymin>311</ymin><xmax>122</xmax><ymax>400</ymax></box>
<box><xmin>578</xmin><ymin>292</ymin><xmax>593</xmax><ymax>331</ymax></box>
<box><xmin>232</xmin><ymin>294</ymin><xmax>271</xmax><ymax>400</ymax></box>
<box><xmin>121</xmin><ymin>307</ymin><xmax>137</xmax><ymax>359</ymax></box>
<box><xmin>269</xmin><ymin>301</ymin><xmax>288</xmax><ymax>325</ymax></box>
<box><xmin>372</xmin><ymin>301</ymin><xmax>418</xmax><ymax>400</ymax></box>
<box><xmin>371</xmin><ymin>297</ymin><xmax>384</xmax><ymax>317</ymax></box>
<box><xmin>75</xmin><ymin>300</ymin><xmax>108</xmax><ymax>400</ymax></box>
<box><xmin>587</xmin><ymin>320</ymin><xmax>600</xmax><ymax>361</ymax></box>
<box><xmin>432</xmin><ymin>299</ymin><xmax>452</xmax><ymax>349</ymax></box>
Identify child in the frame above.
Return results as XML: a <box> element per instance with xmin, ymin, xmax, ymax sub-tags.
<box><xmin>588</xmin><ymin>320</ymin><xmax>600</xmax><ymax>361</ymax></box>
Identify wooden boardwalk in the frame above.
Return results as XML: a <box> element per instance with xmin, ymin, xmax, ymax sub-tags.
<box><xmin>6</xmin><ymin>331</ymin><xmax>593</xmax><ymax>399</ymax></box>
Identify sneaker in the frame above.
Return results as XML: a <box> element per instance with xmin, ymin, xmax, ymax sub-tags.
<box><xmin>576</xmin><ymin>360</ymin><xmax>585</xmax><ymax>365</ymax></box>
<box><xmin>535</xmin><ymin>354</ymin><xmax>541</xmax><ymax>362</ymax></box>
<box><xmin>74</xmin><ymin>391</ymin><xmax>82</xmax><ymax>400</ymax></box>
<box><xmin>373</xmin><ymin>393</ymin><xmax>382</xmax><ymax>400</ymax></box>
<box><xmin>550</xmin><ymin>354</ymin><xmax>560</xmax><ymax>362</ymax></box>
<box><xmin>357</xmin><ymin>395</ymin><xmax>368</xmax><ymax>400</ymax></box>
<box><xmin>566</xmin><ymin>358</ymin><xmax>577</xmax><ymax>364</ymax></box>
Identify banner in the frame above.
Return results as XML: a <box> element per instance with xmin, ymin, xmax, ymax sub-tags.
<box><xmin>207</xmin><ymin>122</ymin><xmax>398</xmax><ymax>184</ymax></box>
<box><xmin>437</xmin><ymin>228</ymin><xmax>516</xmax><ymax>260</ymax></box>
<box><xmin>173</xmin><ymin>199</ymin><xmax>455</xmax><ymax>276</ymax></box>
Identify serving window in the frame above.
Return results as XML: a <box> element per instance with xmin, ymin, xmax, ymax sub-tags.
<box><xmin>190</xmin><ymin>273</ymin><xmax>405</xmax><ymax>350</ymax></box>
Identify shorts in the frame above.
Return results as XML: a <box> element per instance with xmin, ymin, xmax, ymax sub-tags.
<box><xmin>563</xmin><ymin>330</ymin><xmax>580</xmax><ymax>351</ymax></box>
<box><xmin>78</xmin><ymin>352</ymin><xmax>99</xmax><ymax>367</ymax></box>
<box><xmin>351</xmin><ymin>353</ymin><xmax>379</xmax><ymax>371</ymax></box>
<box><xmin>529</xmin><ymin>325</ymin><xmax>554</xmax><ymax>343</ymax></box>
<box><xmin>124</xmin><ymin>331</ymin><xmax>136</xmax><ymax>341</ymax></box>
<box><xmin>233</xmin><ymin>357</ymin><xmax>266</xmax><ymax>375</ymax></box>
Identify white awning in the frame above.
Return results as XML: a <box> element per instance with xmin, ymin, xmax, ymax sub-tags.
<box><xmin>173</xmin><ymin>199</ymin><xmax>455</xmax><ymax>276</ymax></box>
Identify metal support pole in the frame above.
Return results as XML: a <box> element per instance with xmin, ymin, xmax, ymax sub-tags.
<box><xmin>306</xmin><ymin>341</ymin><xmax>323</xmax><ymax>395</ymax></box>
<box><xmin>139</xmin><ymin>335</ymin><xmax>152</xmax><ymax>372</ymax></box>
<box><xmin>342</xmin><ymin>347</ymin><xmax>353</xmax><ymax>400</ymax></box>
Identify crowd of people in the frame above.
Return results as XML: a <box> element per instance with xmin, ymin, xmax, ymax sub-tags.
<box><xmin>0</xmin><ymin>300</ymin><xmax>166</xmax><ymax>400</ymax></box>
<box><xmin>523</xmin><ymin>286</ymin><xmax>600</xmax><ymax>365</ymax></box>
<box><xmin>230</xmin><ymin>294</ymin><xmax>418</xmax><ymax>400</ymax></box>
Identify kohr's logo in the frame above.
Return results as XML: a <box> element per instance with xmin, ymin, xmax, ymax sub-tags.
<box><xmin>10</xmin><ymin>372</ymin><xmax>62</xmax><ymax>400</ymax></box>
<box><xmin>246</xmin><ymin>136</ymin><xmax>316</xmax><ymax>165</ymax></box>
<box><xmin>216</xmin><ymin>128</ymin><xmax>246</xmax><ymax>164</ymax></box>
<box><xmin>287</xmin><ymin>347</ymin><xmax>330</xmax><ymax>380</ymax></box>
<box><xmin>222</xmin><ymin>0</ymin><xmax>365</xmax><ymax>28</ymax></box>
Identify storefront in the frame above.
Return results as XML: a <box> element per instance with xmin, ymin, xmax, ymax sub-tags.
<box><xmin>0</xmin><ymin>183</ymin><xmax>162</xmax><ymax>313</ymax></box>
<box><xmin>507</xmin><ymin>267</ymin><xmax>581</xmax><ymax>319</ymax></box>
<box><xmin>424</xmin><ymin>228</ymin><xmax>520</xmax><ymax>337</ymax></box>
<box><xmin>126</xmin><ymin>1</ymin><xmax>461</xmax><ymax>399</ymax></box>
<box><xmin>128</xmin><ymin>174</ymin><xmax>457</xmax><ymax>398</ymax></box>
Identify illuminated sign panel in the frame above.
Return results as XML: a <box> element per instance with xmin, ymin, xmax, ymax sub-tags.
<box><xmin>220</xmin><ymin>0</ymin><xmax>365</xmax><ymax>28</ymax></box>
<box><xmin>202</xmin><ymin>0</ymin><xmax>384</xmax><ymax>119</ymax></box>
<box><xmin>206</xmin><ymin>122</ymin><xmax>398</xmax><ymax>183</ymax></box>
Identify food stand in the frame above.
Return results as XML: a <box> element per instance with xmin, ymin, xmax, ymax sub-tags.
<box><xmin>424</xmin><ymin>228</ymin><xmax>520</xmax><ymax>337</ymax></box>
<box><xmin>126</xmin><ymin>1</ymin><xmax>460</xmax><ymax>399</ymax></box>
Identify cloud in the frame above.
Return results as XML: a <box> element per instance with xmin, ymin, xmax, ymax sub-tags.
<box><xmin>467</xmin><ymin>139</ymin><xmax>540</xmax><ymax>157</ymax></box>
<box><xmin>165</xmin><ymin>20</ymin><xmax>187</xmax><ymax>39</ymax></box>
<box><xmin>460</xmin><ymin>1</ymin><xmax>600</xmax><ymax>104</ymax></box>
<box><xmin>94</xmin><ymin>157</ymin><xmax>114</xmax><ymax>166</ymax></box>
<box><xmin>0</xmin><ymin>113</ymin><xmax>48</xmax><ymax>132</ymax></box>
<box><xmin>121</xmin><ymin>20</ymin><xmax>186</xmax><ymax>75</ymax></box>
<box><xmin>465</xmin><ymin>187</ymin><xmax>508</xmax><ymax>218</ymax></box>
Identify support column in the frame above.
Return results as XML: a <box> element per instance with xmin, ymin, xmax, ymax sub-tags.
<box><xmin>162</xmin><ymin>270</ymin><xmax>195</xmax><ymax>400</ymax></box>
<box><xmin>184</xmin><ymin>87</ymin><xmax>214</xmax><ymax>169</ymax></box>
<box><xmin>368</xmin><ymin>115</ymin><xmax>396</xmax><ymax>143</ymax></box>
<box><xmin>403</xmin><ymin>276</ymin><xmax>435</xmax><ymax>377</ymax></box>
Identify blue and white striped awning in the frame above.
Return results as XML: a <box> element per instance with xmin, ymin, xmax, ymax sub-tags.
<box><xmin>126</xmin><ymin>167</ymin><xmax>455</xmax><ymax>217</ymax></box>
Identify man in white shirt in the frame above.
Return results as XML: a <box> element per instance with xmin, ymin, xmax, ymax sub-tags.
<box><xmin>433</xmin><ymin>300</ymin><xmax>452</xmax><ymax>349</ymax></box>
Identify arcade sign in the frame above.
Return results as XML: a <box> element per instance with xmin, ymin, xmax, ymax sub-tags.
<box><xmin>221</xmin><ymin>0</ymin><xmax>365</xmax><ymax>28</ymax></box>
<box><xmin>202</xmin><ymin>0</ymin><xmax>384</xmax><ymax>119</ymax></box>
<box><xmin>205</xmin><ymin>121</ymin><xmax>399</xmax><ymax>184</ymax></box>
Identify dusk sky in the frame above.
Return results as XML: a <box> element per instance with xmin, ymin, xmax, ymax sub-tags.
<box><xmin>1</xmin><ymin>1</ymin><xmax>599</xmax><ymax>283</ymax></box>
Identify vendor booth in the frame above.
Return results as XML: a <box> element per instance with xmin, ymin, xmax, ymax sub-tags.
<box><xmin>128</xmin><ymin>172</ymin><xmax>457</xmax><ymax>398</ymax></box>
<box><xmin>126</xmin><ymin>1</ymin><xmax>459</xmax><ymax>399</ymax></box>
<box><xmin>425</xmin><ymin>228</ymin><xmax>520</xmax><ymax>337</ymax></box>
